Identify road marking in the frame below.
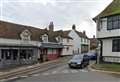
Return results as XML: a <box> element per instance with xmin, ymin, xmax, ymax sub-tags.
<box><xmin>51</xmin><ymin>71</ymin><xmax>57</xmax><ymax>74</ymax></box>
<box><xmin>32</xmin><ymin>74</ymin><xmax>41</xmax><ymax>76</ymax></box>
<box><xmin>71</xmin><ymin>70</ymin><xmax>78</xmax><ymax>73</ymax></box>
<box><xmin>80</xmin><ymin>69</ymin><xmax>88</xmax><ymax>72</ymax></box>
<box><xmin>19</xmin><ymin>75</ymin><xmax>28</xmax><ymax>78</ymax></box>
<box><xmin>62</xmin><ymin>70</ymin><xmax>69</xmax><ymax>74</ymax></box>
<box><xmin>42</xmin><ymin>72</ymin><xmax>50</xmax><ymax>76</ymax></box>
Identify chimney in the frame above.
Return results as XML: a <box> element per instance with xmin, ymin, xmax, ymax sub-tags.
<box><xmin>83</xmin><ymin>30</ymin><xmax>86</xmax><ymax>35</ymax></box>
<box><xmin>49</xmin><ymin>21</ymin><xmax>54</xmax><ymax>31</ymax></box>
<box><xmin>93</xmin><ymin>35</ymin><xmax>95</xmax><ymax>38</ymax></box>
<box><xmin>72</xmin><ymin>24</ymin><xmax>76</xmax><ymax>30</ymax></box>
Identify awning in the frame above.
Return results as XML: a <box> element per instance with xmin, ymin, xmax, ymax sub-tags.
<box><xmin>40</xmin><ymin>43</ymin><xmax>64</xmax><ymax>48</ymax></box>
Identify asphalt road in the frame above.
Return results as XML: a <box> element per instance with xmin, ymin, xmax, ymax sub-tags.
<box><xmin>2</xmin><ymin>60</ymin><xmax>120</xmax><ymax>82</ymax></box>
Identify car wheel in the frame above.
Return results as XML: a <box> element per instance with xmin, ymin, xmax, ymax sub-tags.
<box><xmin>68</xmin><ymin>65</ymin><xmax>72</xmax><ymax>68</ymax></box>
<box><xmin>81</xmin><ymin>64</ymin><xmax>84</xmax><ymax>69</ymax></box>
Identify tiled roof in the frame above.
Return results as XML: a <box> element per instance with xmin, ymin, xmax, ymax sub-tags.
<box><xmin>0</xmin><ymin>20</ymin><xmax>46</xmax><ymax>41</ymax></box>
<box><xmin>94</xmin><ymin>0</ymin><xmax>120</xmax><ymax>19</ymax></box>
<box><xmin>55</xmin><ymin>30</ymin><xmax>72</xmax><ymax>39</ymax></box>
<box><xmin>0</xmin><ymin>20</ymin><xmax>72</xmax><ymax>42</ymax></box>
<box><xmin>75</xmin><ymin>31</ymin><xmax>88</xmax><ymax>39</ymax></box>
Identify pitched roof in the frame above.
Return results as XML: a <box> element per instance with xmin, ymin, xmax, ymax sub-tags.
<box><xmin>56</xmin><ymin>30</ymin><xmax>72</xmax><ymax>39</ymax></box>
<box><xmin>0</xmin><ymin>20</ymin><xmax>47</xmax><ymax>41</ymax></box>
<box><xmin>94</xmin><ymin>0</ymin><xmax>120</xmax><ymax>18</ymax></box>
<box><xmin>75</xmin><ymin>31</ymin><xmax>88</xmax><ymax>39</ymax></box>
<box><xmin>0</xmin><ymin>20</ymin><xmax>72</xmax><ymax>42</ymax></box>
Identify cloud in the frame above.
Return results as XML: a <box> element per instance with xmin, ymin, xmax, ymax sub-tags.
<box><xmin>1</xmin><ymin>0</ymin><xmax>113</xmax><ymax>37</ymax></box>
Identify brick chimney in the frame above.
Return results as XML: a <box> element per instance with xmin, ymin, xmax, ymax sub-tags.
<box><xmin>72</xmin><ymin>24</ymin><xmax>76</xmax><ymax>30</ymax></box>
<box><xmin>93</xmin><ymin>35</ymin><xmax>95</xmax><ymax>38</ymax></box>
<box><xmin>83</xmin><ymin>30</ymin><xmax>86</xmax><ymax>35</ymax></box>
<box><xmin>49</xmin><ymin>21</ymin><xmax>54</xmax><ymax>31</ymax></box>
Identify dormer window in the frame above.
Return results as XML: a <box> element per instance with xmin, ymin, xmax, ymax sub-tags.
<box><xmin>20</xmin><ymin>29</ymin><xmax>31</xmax><ymax>40</ymax></box>
<box><xmin>42</xmin><ymin>34</ymin><xmax>48</xmax><ymax>43</ymax></box>
<box><xmin>56</xmin><ymin>36</ymin><xmax>63</xmax><ymax>43</ymax></box>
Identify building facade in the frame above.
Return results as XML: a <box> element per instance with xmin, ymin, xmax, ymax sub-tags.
<box><xmin>0</xmin><ymin>21</ymin><xmax>63</xmax><ymax>68</ymax></box>
<box><xmin>94</xmin><ymin>0</ymin><xmax>120</xmax><ymax>63</ymax></box>
<box><xmin>61</xmin><ymin>25</ymin><xmax>90</xmax><ymax>56</ymax></box>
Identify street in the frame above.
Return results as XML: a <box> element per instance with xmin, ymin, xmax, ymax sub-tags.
<box><xmin>2</xmin><ymin>58</ymin><xmax>120</xmax><ymax>82</ymax></box>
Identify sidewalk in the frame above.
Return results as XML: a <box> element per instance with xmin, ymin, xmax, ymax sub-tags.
<box><xmin>0</xmin><ymin>56</ymin><xmax>70</xmax><ymax>79</ymax></box>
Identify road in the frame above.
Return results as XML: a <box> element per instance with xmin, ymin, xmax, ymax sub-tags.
<box><xmin>2</xmin><ymin>58</ymin><xmax>120</xmax><ymax>82</ymax></box>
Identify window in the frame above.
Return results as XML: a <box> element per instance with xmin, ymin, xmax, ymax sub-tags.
<box><xmin>107</xmin><ymin>15</ymin><xmax>120</xmax><ymax>30</ymax></box>
<box><xmin>42</xmin><ymin>34</ymin><xmax>48</xmax><ymax>42</ymax></box>
<box><xmin>98</xmin><ymin>18</ymin><xmax>107</xmax><ymax>31</ymax></box>
<box><xmin>81</xmin><ymin>38</ymin><xmax>83</xmax><ymax>42</ymax></box>
<box><xmin>112</xmin><ymin>39</ymin><xmax>120</xmax><ymax>52</ymax></box>
<box><xmin>20</xmin><ymin>29</ymin><xmax>31</xmax><ymax>40</ymax></box>
<box><xmin>57</xmin><ymin>36</ymin><xmax>63</xmax><ymax>43</ymax></box>
<box><xmin>66</xmin><ymin>47</ymin><xmax>69</xmax><ymax>51</ymax></box>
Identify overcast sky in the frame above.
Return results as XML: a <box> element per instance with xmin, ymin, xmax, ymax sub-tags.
<box><xmin>0</xmin><ymin>0</ymin><xmax>113</xmax><ymax>38</ymax></box>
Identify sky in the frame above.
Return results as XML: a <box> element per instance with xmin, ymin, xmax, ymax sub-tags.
<box><xmin>0</xmin><ymin>0</ymin><xmax>113</xmax><ymax>38</ymax></box>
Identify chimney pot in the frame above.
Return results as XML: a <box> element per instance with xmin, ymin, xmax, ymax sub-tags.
<box><xmin>72</xmin><ymin>24</ymin><xmax>76</xmax><ymax>30</ymax></box>
<box><xmin>83</xmin><ymin>30</ymin><xmax>86</xmax><ymax>35</ymax></box>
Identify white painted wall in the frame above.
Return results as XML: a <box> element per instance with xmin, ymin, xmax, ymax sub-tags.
<box><xmin>102</xmin><ymin>39</ymin><xmax>120</xmax><ymax>57</ymax></box>
<box><xmin>0</xmin><ymin>38</ymin><xmax>41</xmax><ymax>47</ymax></box>
<box><xmin>61</xmin><ymin>38</ymin><xmax>73</xmax><ymax>56</ymax></box>
<box><xmin>68</xmin><ymin>30</ymin><xmax>81</xmax><ymax>54</ymax></box>
<box><xmin>97</xmin><ymin>18</ymin><xmax>120</xmax><ymax>38</ymax></box>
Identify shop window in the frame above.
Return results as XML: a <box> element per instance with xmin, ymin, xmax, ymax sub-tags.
<box><xmin>6</xmin><ymin>50</ymin><xmax>11</xmax><ymax>60</ymax></box>
<box><xmin>13</xmin><ymin>50</ymin><xmax>18</xmax><ymax>60</ymax></box>
<box><xmin>20</xmin><ymin>50</ymin><xmax>27</xmax><ymax>59</ymax></box>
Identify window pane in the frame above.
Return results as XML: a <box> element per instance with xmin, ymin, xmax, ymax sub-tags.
<box><xmin>112</xmin><ymin>39</ymin><xmax>120</xmax><ymax>52</ymax></box>
<box><xmin>107</xmin><ymin>15</ymin><xmax>120</xmax><ymax>30</ymax></box>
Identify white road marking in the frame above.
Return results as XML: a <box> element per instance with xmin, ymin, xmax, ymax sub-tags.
<box><xmin>32</xmin><ymin>74</ymin><xmax>41</xmax><ymax>76</ymax></box>
<box><xmin>71</xmin><ymin>70</ymin><xmax>78</xmax><ymax>73</ymax></box>
<box><xmin>62</xmin><ymin>70</ymin><xmax>69</xmax><ymax>74</ymax></box>
<box><xmin>19</xmin><ymin>75</ymin><xmax>28</xmax><ymax>78</ymax></box>
<box><xmin>51</xmin><ymin>71</ymin><xmax>57</xmax><ymax>74</ymax></box>
<box><xmin>80</xmin><ymin>69</ymin><xmax>88</xmax><ymax>72</ymax></box>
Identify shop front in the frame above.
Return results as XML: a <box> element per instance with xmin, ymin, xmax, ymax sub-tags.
<box><xmin>0</xmin><ymin>47</ymin><xmax>38</xmax><ymax>68</ymax></box>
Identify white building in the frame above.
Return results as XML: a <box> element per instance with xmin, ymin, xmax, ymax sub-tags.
<box><xmin>94</xmin><ymin>0</ymin><xmax>120</xmax><ymax>63</ymax></box>
<box><xmin>61</xmin><ymin>24</ymin><xmax>90</xmax><ymax>56</ymax></box>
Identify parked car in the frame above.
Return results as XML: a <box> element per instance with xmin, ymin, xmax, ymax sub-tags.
<box><xmin>68</xmin><ymin>54</ymin><xmax>89</xmax><ymax>69</ymax></box>
<box><xmin>87</xmin><ymin>51</ymin><xmax>97</xmax><ymax>60</ymax></box>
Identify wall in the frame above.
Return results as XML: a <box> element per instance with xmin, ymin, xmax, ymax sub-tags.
<box><xmin>0</xmin><ymin>38</ymin><xmax>41</xmax><ymax>47</ymax></box>
<box><xmin>97</xmin><ymin>18</ymin><xmax>120</xmax><ymax>38</ymax></box>
<box><xmin>68</xmin><ymin>30</ymin><xmax>81</xmax><ymax>54</ymax></box>
<box><xmin>102</xmin><ymin>39</ymin><xmax>120</xmax><ymax>63</ymax></box>
<box><xmin>61</xmin><ymin>38</ymin><xmax>73</xmax><ymax>56</ymax></box>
